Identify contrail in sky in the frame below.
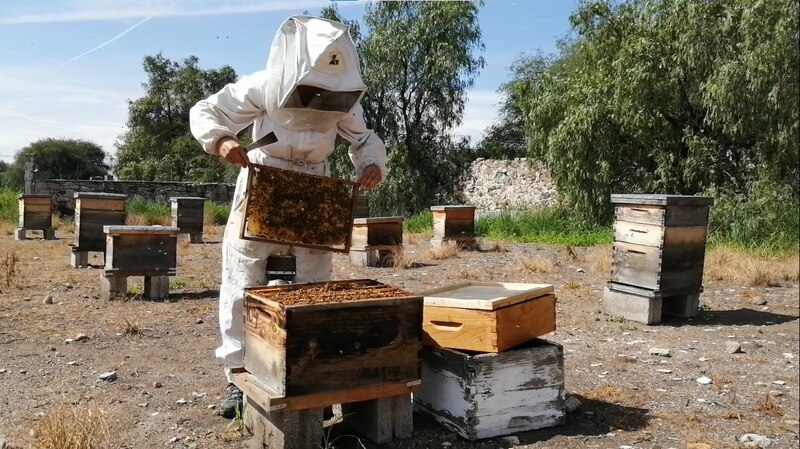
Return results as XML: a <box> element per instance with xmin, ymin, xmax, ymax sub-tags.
<box><xmin>56</xmin><ymin>15</ymin><xmax>153</xmax><ymax>69</ymax></box>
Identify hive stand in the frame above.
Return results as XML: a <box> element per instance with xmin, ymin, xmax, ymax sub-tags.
<box><xmin>602</xmin><ymin>194</ymin><xmax>713</xmax><ymax>324</ymax></box>
<box><xmin>349</xmin><ymin>216</ymin><xmax>404</xmax><ymax>267</ymax></box>
<box><xmin>170</xmin><ymin>196</ymin><xmax>204</xmax><ymax>243</ymax></box>
<box><xmin>71</xmin><ymin>192</ymin><xmax>127</xmax><ymax>267</ymax></box>
<box><xmin>15</xmin><ymin>194</ymin><xmax>55</xmax><ymax>240</ymax></box>
<box><xmin>100</xmin><ymin>225</ymin><xmax>179</xmax><ymax>300</ymax></box>
<box><xmin>232</xmin><ymin>371</ymin><xmax>416</xmax><ymax>449</ymax></box>
<box><xmin>430</xmin><ymin>205</ymin><xmax>477</xmax><ymax>250</ymax></box>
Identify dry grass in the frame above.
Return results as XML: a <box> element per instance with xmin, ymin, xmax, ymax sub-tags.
<box><xmin>517</xmin><ymin>255</ymin><xmax>554</xmax><ymax>274</ymax></box>
<box><xmin>755</xmin><ymin>394</ymin><xmax>785</xmax><ymax>417</ymax></box>
<box><xmin>457</xmin><ymin>267</ymin><xmax>482</xmax><ymax>280</ymax></box>
<box><xmin>481</xmin><ymin>240</ymin><xmax>506</xmax><ymax>253</ymax></box>
<box><xmin>51</xmin><ymin>214</ymin><xmax>74</xmax><ymax>233</ymax></box>
<box><xmin>579</xmin><ymin>382</ymin><xmax>648</xmax><ymax>407</ymax></box>
<box><xmin>125</xmin><ymin>214</ymin><xmax>171</xmax><ymax>227</ymax></box>
<box><xmin>563</xmin><ymin>280</ymin><xmax>582</xmax><ymax>290</ymax></box>
<box><xmin>586</xmin><ymin>245</ymin><xmax>612</xmax><ymax>275</ymax></box>
<box><xmin>386</xmin><ymin>248</ymin><xmax>414</xmax><ymax>269</ymax></box>
<box><xmin>427</xmin><ymin>244</ymin><xmax>460</xmax><ymax>261</ymax></box>
<box><xmin>29</xmin><ymin>400</ymin><xmax>109</xmax><ymax>449</ymax></box>
<box><xmin>1</xmin><ymin>249</ymin><xmax>20</xmax><ymax>289</ymax></box>
<box><xmin>704</xmin><ymin>247</ymin><xmax>799</xmax><ymax>287</ymax></box>
<box><xmin>120</xmin><ymin>318</ymin><xmax>141</xmax><ymax>336</ymax></box>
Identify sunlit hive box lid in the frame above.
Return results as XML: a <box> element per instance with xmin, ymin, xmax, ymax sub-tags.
<box><xmin>241</xmin><ymin>164</ymin><xmax>358</xmax><ymax>253</ymax></box>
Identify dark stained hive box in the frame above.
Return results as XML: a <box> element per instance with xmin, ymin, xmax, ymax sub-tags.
<box><xmin>170</xmin><ymin>196</ymin><xmax>204</xmax><ymax>236</ymax></box>
<box><xmin>74</xmin><ymin>192</ymin><xmax>127</xmax><ymax>252</ymax></box>
<box><xmin>431</xmin><ymin>205</ymin><xmax>476</xmax><ymax>241</ymax></box>
<box><xmin>17</xmin><ymin>194</ymin><xmax>53</xmax><ymax>230</ymax></box>
<box><xmin>241</xmin><ymin>164</ymin><xmax>358</xmax><ymax>253</ymax></box>
<box><xmin>103</xmin><ymin>226</ymin><xmax>179</xmax><ymax>276</ymax></box>
<box><xmin>243</xmin><ymin>279</ymin><xmax>423</xmax><ymax>399</ymax></box>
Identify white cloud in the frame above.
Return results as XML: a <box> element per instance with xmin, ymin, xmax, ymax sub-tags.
<box><xmin>452</xmin><ymin>89</ymin><xmax>502</xmax><ymax>144</ymax></box>
<box><xmin>0</xmin><ymin>65</ymin><xmax>137</xmax><ymax>160</ymax></box>
<box><xmin>0</xmin><ymin>0</ymin><xmax>359</xmax><ymax>25</ymax></box>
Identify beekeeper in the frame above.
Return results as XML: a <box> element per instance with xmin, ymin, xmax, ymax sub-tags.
<box><xmin>189</xmin><ymin>15</ymin><xmax>387</xmax><ymax>419</ymax></box>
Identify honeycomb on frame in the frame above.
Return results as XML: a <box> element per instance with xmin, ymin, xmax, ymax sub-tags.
<box><xmin>240</xmin><ymin>164</ymin><xmax>359</xmax><ymax>252</ymax></box>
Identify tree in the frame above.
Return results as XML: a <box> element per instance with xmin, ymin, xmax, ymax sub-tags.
<box><xmin>323</xmin><ymin>1</ymin><xmax>485</xmax><ymax>215</ymax></box>
<box><xmin>517</xmin><ymin>0</ymin><xmax>799</xmax><ymax>220</ymax></box>
<box><xmin>114</xmin><ymin>54</ymin><xmax>239</xmax><ymax>182</ymax></box>
<box><xmin>2</xmin><ymin>138</ymin><xmax>109</xmax><ymax>190</ymax></box>
<box><xmin>477</xmin><ymin>52</ymin><xmax>552</xmax><ymax>159</ymax></box>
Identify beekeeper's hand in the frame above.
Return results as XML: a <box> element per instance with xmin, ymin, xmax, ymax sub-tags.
<box><xmin>217</xmin><ymin>137</ymin><xmax>250</xmax><ymax>168</ymax></box>
<box><xmin>358</xmin><ymin>164</ymin><xmax>382</xmax><ymax>190</ymax></box>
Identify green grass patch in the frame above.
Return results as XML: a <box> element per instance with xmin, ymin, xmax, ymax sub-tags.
<box><xmin>125</xmin><ymin>199</ymin><xmax>170</xmax><ymax>225</ymax></box>
<box><xmin>204</xmin><ymin>201</ymin><xmax>230</xmax><ymax>225</ymax></box>
<box><xmin>476</xmin><ymin>208</ymin><xmax>613</xmax><ymax>246</ymax></box>
<box><xmin>0</xmin><ymin>189</ymin><xmax>19</xmax><ymax>223</ymax></box>
<box><xmin>404</xmin><ymin>210</ymin><xmax>433</xmax><ymax>233</ymax></box>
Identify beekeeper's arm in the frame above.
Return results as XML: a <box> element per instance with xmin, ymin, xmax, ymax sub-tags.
<box><xmin>337</xmin><ymin>104</ymin><xmax>388</xmax><ymax>190</ymax></box>
<box><xmin>190</xmin><ymin>71</ymin><xmax>268</xmax><ymax>167</ymax></box>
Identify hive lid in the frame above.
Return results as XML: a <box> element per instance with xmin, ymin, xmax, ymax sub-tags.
<box><xmin>421</xmin><ymin>282</ymin><xmax>554</xmax><ymax>310</ymax></box>
<box><xmin>610</xmin><ymin>194</ymin><xmax>714</xmax><ymax>206</ymax></box>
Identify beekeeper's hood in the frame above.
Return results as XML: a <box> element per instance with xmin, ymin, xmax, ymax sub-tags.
<box><xmin>265</xmin><ymin>15</ymin><xmax>366</xmax><ymax>132</ymax></box>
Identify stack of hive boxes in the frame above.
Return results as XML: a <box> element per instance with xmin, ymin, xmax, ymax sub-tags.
<box><xmin>413</xmin><ymin>282</ymin><xmax>565</xmax><ymax>440</ymax></box>
<box><xmin>603</xmin><ymin>194</ymin><xmax>714</xmax><ymax>324</ymax></box>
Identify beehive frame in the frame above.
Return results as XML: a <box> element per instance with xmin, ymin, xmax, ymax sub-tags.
<box><xmin>240</xmin><ymin>163</ymin><xmax>359</xmax><ymax>253</ymax></box>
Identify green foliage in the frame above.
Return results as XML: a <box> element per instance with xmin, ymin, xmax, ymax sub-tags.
<box><xmin>515</xmin><ymin>0</ymin><xmax>799</xmax><ymax>220</ymax></box>
<box><xmin>707</xmin><ymin>181</ymin><xmax>800</xmax><ymax>254</ymax></box>
<box><xmin>115</xmin><ymin>54</ymin><xmax>239</xmax><ymax>182</ymax></box>
<box><xmin>324</xmin><ymin>1</ymin><xmax>485</xmax><ymax>216</ymax></box>
<box><xmin>0</xmin><ymin>189</ymin><xmax>18</xmax><ymax>223</ymax></box>
<box><xmin>404</xmin><ymin>210</ymin><xmax>433</xmax><ymax>233</ymax></box>
<box><xmin>125</xmin><ymin>199</ymin><xmax>170</xmax><ymax>225</ymax></box>
<box><xmin>475</xmin><ymin>208</ymin><xmax>613</xmax><ymax>246</ymax></box>
<box><xmin>2</xmin><ymin>138</ymin><xmax>109</xmax><ymax>190</ymax></box>
<box><xmin>204</xmin><ymin>201</ymin><xmax>230</xmax><ymax>225</ymax></box>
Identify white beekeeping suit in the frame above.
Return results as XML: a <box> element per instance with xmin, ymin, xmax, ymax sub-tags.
<box><xmin>189</xmin><ymin>16</ymin><xmax>387</xmax><ymax>411</ymax></box>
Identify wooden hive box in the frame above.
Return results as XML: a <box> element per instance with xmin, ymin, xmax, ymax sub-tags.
<box><xmin>241</xmin><ymin>164</ymin><xmax>358</xmax><ymax>253</ymax></box>
<box><xmin>353</xmin><ymin>194</ymin><xmax>370</xmax><ymax>219</ymax></box>
<box><xmin>414</xmin><ymin>339</ymin><xmax>565</xmax><ymax>440</ymax></box>
<box><xmin>611</xmin><ymin>194</ymin><xmax>713</xmax><ymax>295</ymax></box>
<box><xmin>103</xmin><ymin>225</ymin><xmax>179</xmax><ymax>276</ymax></box>
<box><xmin>431</xmin><ymin>205</ymin><xmax>476</xmax><ymax>241</ymax></box>
<box><xmin>243</xmin><ymin>279</ymin><xmax>423</xmax><ymax>406</ymax></box>
<box><xmin>350</xmin><ymin>216</ymin><xmax>404</xmax><ymax>250</ymax></box>
<box><xmin>421</xmin><ymin>282</ymin><xmax>556</xmax><ymax>353</ymax></box>
<box><xmin>74</xmin><ymin>192</ymin><xmax>127</xmax><ymax>252</ymax></box>
<box><xmin>17</xmin><ymin>194</ymin><xmax>53</xmax><ymax>230</ymax></box>
<box><xmin>170</xmin><ymin>196</ymin><xmax>204</xmax><ymax>235</ymax></box>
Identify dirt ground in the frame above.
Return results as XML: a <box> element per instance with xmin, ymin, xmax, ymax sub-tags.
<box><xmin>0</xmin><ymin>225</ymin><xmax>798</xmax><ymax>449</ymax></box>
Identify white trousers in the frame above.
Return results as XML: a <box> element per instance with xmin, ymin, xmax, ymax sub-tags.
<box><xmin>218</xmin><ymin>157</ymin><xmax>333</xmax><ymax>381</ymax></box>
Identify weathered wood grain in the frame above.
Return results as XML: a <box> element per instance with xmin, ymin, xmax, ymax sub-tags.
<box><xmin>414</xmin><ymin>340</ymin><xmax>565</xmax><ymax>440</ymax></box>
<box><xmin>422</xmin><ymin>282</ymin><xmax>554</xmax><ymax>310</ymax></box>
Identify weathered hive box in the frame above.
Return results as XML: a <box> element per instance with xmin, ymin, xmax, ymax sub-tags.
<box><xmin>421</xmin><ymin>282</ymin><xmax>556</xmax><ymax>353</ymax></box>
<box><xmin>414</xmin><ymin>339</ymin><xmax>565</xmax><ymax>440</ymax></box>
<box><xmin>431</xmin><ymin>205</ymin><xmax>476</xmax><ymax>241</ymax></box>
<box><xmin>241</xmin><ymin>164</ymin><xmax>358</xmax><ymax>253</ymax></box>
<box><xmin>103</xmin><ymin>226</ymin><xmax>179</xmax><ymax>276</ymax></box>
<box><xmin>354</xmin><ymin>194</ymin><xmax>370</xmax><ymax>219</ymax></box>
<box><xmin>350</xmin><ymin>216</ymin><xmax>404</xmax><ymax>249</ymax></box>
<box><xmin>611</xmin><ymin>194</ymin><xmax>713</xmax><ymax>295</ymax></box>
<box><xmin>243</xmin><ymin>279</ymin><xmax>423</xmax><ymax>401</ymax></box>
<box><xmin>74</xmin><ymin>193</ymin><xmax>127</xmax><ymax>252</ymax></box>
<box><xmin>170</xmin><ymin>196</ymin><xmax>204</xmax><ymax>235</ymax></box>
<box><xmin>17</xmin><ymin>194</ymin><xmax>53</xmax><ymax>230</ymax></box>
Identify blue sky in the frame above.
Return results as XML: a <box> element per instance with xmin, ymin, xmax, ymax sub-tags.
<box><xmin>0</xmin><ymin>0</ymin><xmax>577</xmax><ymax>163</ymax></box>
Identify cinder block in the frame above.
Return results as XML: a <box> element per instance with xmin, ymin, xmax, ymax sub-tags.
<box><xmin>245</xmin><ymin>397</ymin><xmax>323</xmax><ymax>449</ymax></box>
<box><xmin>662</xmin><ymin>292</ymin><xmax>700</xmax><ymax>318</ymax></box>
<box><xmin>342</xmin><ymin>394</ymin><xmax>413</xmax><ymax>444</ymax></box>
<box><xmin>44</xmin><ymin>228</ymin><xmax>56</xmax><ymax>240</ymax></box>
<box><xmin>602</xmin><ymin>285</ymin><xmax>662</xmax><ymax>324</ymax></box>
<box><xmin>71</xmin><ymin>251</ymin><xmax>89</xmax><ymax>268</ymax></box>
<box><xmin>100</xmin><ymin>274</ymin><xmax>127</xmax><ymax>301</ymax></box>
<box><xmin>144</xmin><ymin>276</ymin><xmax>170</xmax><ymax>300</ymax></box>
<box><xmin>14</xmin><ymin>228</ymin><xmax>25</xmax><ymax>241</ymax></box>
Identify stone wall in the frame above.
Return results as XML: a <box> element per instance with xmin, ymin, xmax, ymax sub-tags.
<box><xmin>462</xmin><ymin>158</ymin><xmax>557</xmax><ymax>214</ymax></box>
<box><xmin>33</xmin><ymin>179</ymin><xmax>235</xmax><ymax>215</ymax></box>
